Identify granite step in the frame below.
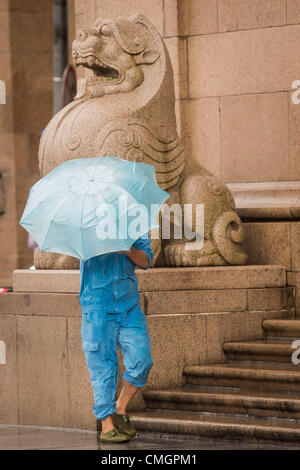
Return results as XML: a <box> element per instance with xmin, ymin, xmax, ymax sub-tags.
<box><xmin>263</xmin><ymin>319</ymin><xmax>300</xmax><ymax>338</ymax></box>
<box><xmin>142</xmin><ymin>386</ymin><xmax>300</xmax><ymax>419</ymax></box>
<box><xmin>12</xmin><ymin>265</ymin><xmax>286</xmax><ymax>293</ymax></box>
<box><xmin>223</xmin><ymin>339</ymin><xmax>296</xmax><ymax>363</ymax></box>
<box><xmin>183</xmin><ymin>363</ymin><xmax>300</xmax><ymax>392</ymax></box>
<box><xmin>130</xmin><ymin>409</ymin><xmax>300</xmax><ymax>443</ymax></box>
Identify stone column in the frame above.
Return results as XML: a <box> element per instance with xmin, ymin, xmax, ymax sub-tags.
<box><xmin>0</xmin><ymin>0</ymin><xmax>17</xmax><ymax>286</ymax></box>
<box><xmin>53</xmin><ymin>0</ymin><xmax>68</xmax><ymax>114</ymax></box>
<box><xmin>0</xmin><ymin>0</ymin><xmax>53</xmax><ymax>285</ymax></box>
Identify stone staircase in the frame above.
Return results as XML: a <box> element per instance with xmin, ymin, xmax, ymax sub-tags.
<box><xmin>131</xmin><ymin>318</ymin><xmax>300</xmax><ymax>444</ymax></box>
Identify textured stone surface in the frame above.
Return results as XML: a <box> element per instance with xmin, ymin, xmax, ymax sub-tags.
<box><xmin>7</xmin><ymin>269</ymin><xmax>294</xmax><ymax>331</ymax></box>
<box><xmin>0</xmin><ymin>293</ymin><xmax>13</xmax><ymax>315</ymax></box>
<box><xmin>241</xmin><ymin>222</ymin><xmax>291</xmax><ymax>270</ymax></box>
<box><xmin>0</xmin><ymin>316</ymin><xmax>18</xmax><ymax>424</ymax></box>
<box><xmin>30</xmin><ymin>293</ymin><xmax>81</xmax><ymax>317</ymax></box>
<box><xmin>12</xmin><ymin>265</ymin><xmax>287</xmax><ymax>293</ymax></box>
<box><xmin>288</xmin><ymin>90</ymin><xmax>300</xmax><ymax>181</ymax></box>
<box><xmin>164</xmin><ymin>37</ymin><xmax>188</xmax><ymax>100</ymax></box>
<box><xmin>184</xmin><ymin>363</ymin><xmax>300</xmax><ymax>392</ymax></box>
<box><xmin>135</xmin><ymin>312</ymin><xmax>300</xmax><ymax>443</ymax></box>
<box><xmin>247</xmin><ymin>287</ymin><xmax>293</xmax><ymax>312</ymax></box>
<box><xmin>139</xmin><ymin>266</ymin><xmax>286</xmax><ymax>291</ymax></box>
<box><xmin>206</xmin><ymin>309</ymin><xmax>289</xmax><ymax>364</ymax></box>
<box><xmin>67</xmin><ymin>317</ymin><xmax>95</xmax><ymax>430</ymax></box>
<box><xmin>143</xmin><ymin>387</ymin><xmax>300</xmax><ymax>419</ymax></box>
<box><xmin>0</xmin><ymin>2</ymin><xmax>52</xmax><ymax>286</ymax></box>
<box><xmin>0</xmin><ymin>291</ymin><xmax>144</xmax><ymax>317</ymax></box>
<box><xmin>132</xmin><ymin>409</ymin><xmax>300</xmax><ymax>443</ymax></box>
<box><xmin>244</xmin><ymin>309</ymin><xmax>290</xmax><ymax>338</ymax></box>
<box><xmin>291</xmin><ymin>222</ymin><xmax>300</xmax><ymax>270</ymax></box>
<box><xmin>0</xmin><ymin>0</ymin><xmax>9</xmax><ymax>12</ymax></box>
<box><xmin>17</xmin><ymin>316</ymin><xmax>69</xmax><ymax>427</ymax></box>
<box><xmin>180</xmin><ymin>0</ymin><xmax>218</xmax><ymax>36</ymax></box>
<box><xmin>95</xmin><ymin>0</ymin><xmax>164</xmax><ymax>35</ymax></box>
<box><xmin>188</xmin><ymin>26</ymin><xmax>300</xmax><ymax>98</ymax></box>
<box><xmin>11</xmin><ymin>0</ymin><xmax>53</xmax><ymax>13</ymax></box>
<box><xmin>3</xmin><ymin>423</ymin><xmax>298</xmax><ymax>449</ymax></box>
<box><xmin>174</xmin><ymin>99</ymin><xmax>191</xmax><ymax>153</ymax></box>
<box><xmin>164</xmin><ymin>0</ymin><xmax>218</xmax><ymax>37</ymax></box>
<box><xmin>145</xmin><ymin>289</ymin><xmax>247</xmax><ymax>315</ymax></box>
<box><xmin>228</xmin><ymin>181</ymin><xmax>300</xmax><ymax>213</ymax></box>
<box><xmin>75</xmin><ymin>0</ymin><xmax>96</xmax><ymax>28</ymax></box>
<box><xmin>163</xmin><ymin>0</ymin><xmax>178</xmax><ymax>37</ymax></box>
<box><xmin>0</xmin><ymin>219</ymin><xmax>17</xmax><ymax>256</ymax></box>
<box><xmin>13</xmin><ymin>270</ymin><xmax>81</xmax><ymax>293</ymax></box>
<box><xmin>206</xmin><ymin>311</ymin><xmax>248</xmax><ymax>363</ymax></box>
<box><xmin>287</xmin><ymin>0</ymin><xmax>300</xmax><ymax>24</ymax></box>
<box><xmin>264</xmin><ymin>319</ymin><xmax>300</xmax><ymax>337</ymax></box>
<box><xmin>223</xmin><ymin>339</ymin><xmax>297</xmax><ymax>363</ymax></box>
<box><xmin>146</xmin><ymin>313</ymin><xmax>207</xmax><ymax>389</ymax></box>
<box><xmin>287</xmin><ymin>271</ymin><xmax>300</xmax><ymax>313</ymax></box>
<box><xmin>189</xmin><ymin>98</ymin><xmax>221</xmax><ymax>178</ymax></box>
<box><xmin>10</xmin><ymin>12</ymin><xmax>52</xmax><ymax>53</ymax></box>
<box><xmin>220</xmin><ymin>93</ymin><xmax>289</xmax><ymax>183</ymax></box>
<box><xmin>218</xmin><ymin>0</ymin><xmax>286</xmax><ymax>32</ymax></box>
<box><xmin>0</xmin><ymin>12</ymin><xmax>10</xmax><ymax>50</ymax></box>
<box><xmin>24</xmin><ymin>51</ymin><xmax>52</xmax><ymax>93</ymax></box>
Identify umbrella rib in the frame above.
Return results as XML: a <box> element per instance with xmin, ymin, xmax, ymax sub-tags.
<box><xmin>80</xmin><ymin>190</ymin><xmax>89</xmax><ymax>260</ymax></box>
<box><xmin>107</xmin><ymin>166</ymin><xmax>157</xmax><ymax>186</ymax></box>
<box><xmin>102</xmin><ymin>181</ymin><xmax>143</xmax><ymax>202</ymax></box>
<box><xmin>92</xmin><ymin>155</ymin><xmax>110</xmax><ymax>179</ymax></box>
<box><xmin>93</xmin><ymin>157</ymin><xmax>157</xmax><ymax>185</ymax></box>
<box><xmin>74</xmin><ymin>160</ymin><xmax>95</xmax><ymax>180</ymax></box>
<box><xmin>39</xmin><ymin>192</ymin><xmax>75</xmax><ymax>251</ymax></box>
<box><xmin>101</xmin><ymin>180</ymin><xmax>156</xmax><ymax>209</ymax></box>
<box><xmin>33</xmin><ymin>157</ymin><xmax>169</xmax><ymax>257</ymax></box>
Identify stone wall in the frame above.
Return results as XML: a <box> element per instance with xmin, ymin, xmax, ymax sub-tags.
<box><xmin>239</xmin><ymin>219</ymin><xmax>300</xmax><ymax>316</ymax></box>
<box><xmin>0</xmin><ymin>1</ymin><xmax>17</xmax><ymax>286</ymax></box>
<box><xmin>0</xmin><ymin>0</ymin><xmax>53</xmax><ymax>285</ymax></box>
<box><xmin>68</xmin><ymin>0</ymin><xmax>75</xmax><ymax>64</ymax></box>
<box><xmin>73</xmin><ymin>0</ymin><xmax>300</xmax><ymax>183</ymax></box>
<box><xmin>71</xmin><ymin>0</ymin><xmax>300</xmax><ymax>314</ymax></box>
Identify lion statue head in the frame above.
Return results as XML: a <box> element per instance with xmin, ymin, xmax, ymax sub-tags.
<box><xmin>72</xmin><ymin>16</ymin><xmax>160</xmax><ymax>98</ymax></box>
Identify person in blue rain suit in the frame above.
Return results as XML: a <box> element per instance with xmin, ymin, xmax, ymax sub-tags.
<box><xmin>79</xmin><ymin>233</ymin><xmax>153</xmax><ymax>443</ymax></box>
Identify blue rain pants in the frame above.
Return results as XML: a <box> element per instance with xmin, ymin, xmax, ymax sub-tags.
<box><xmin>81</xmin><ymin>304</ymin><xmax>153</xmax><ymax>421</ymax></box>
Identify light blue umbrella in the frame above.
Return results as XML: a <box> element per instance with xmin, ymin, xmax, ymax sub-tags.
<box><xmin>20</xmin><ymin>156</ymin><xmax>169</xmax><ymax>261</ymax></box>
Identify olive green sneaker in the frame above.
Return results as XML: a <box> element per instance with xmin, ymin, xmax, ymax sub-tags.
<box><xmin>100</xmin><ymin>426</ymin><xmax>131</xmax><ymax>443</ymax></box>
<box><xmin>112</xmin><ymin>413</ymin><xmax>137</xmax><ymax>439</ymax></box>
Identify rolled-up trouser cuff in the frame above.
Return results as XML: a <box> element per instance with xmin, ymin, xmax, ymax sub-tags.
<box><xmin>93</xmin><ymin>402</ymin><xmax>117</xmax><ymax>421</ymax></box>
<box><xmin>122</xmin><ymin>371</ymin><xmax>149</xmax><ymax>388</ymax></box>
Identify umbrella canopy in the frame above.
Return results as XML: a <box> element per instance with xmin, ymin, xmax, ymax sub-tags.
<box><xmin>20</xmin><ymin>156</ymin><xmax>169</xmax><ymax>261</ymax></box>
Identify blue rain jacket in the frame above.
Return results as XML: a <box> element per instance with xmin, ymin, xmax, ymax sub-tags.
<box><xmin>79</xmin><ymin>234</ymin><xmax>153</xmax><ymax>313</ymax></box>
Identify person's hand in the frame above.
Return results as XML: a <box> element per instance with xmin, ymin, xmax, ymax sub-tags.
<box><xmin>117</xmin><ymin>246</ymin><xmax>149</xmax><ymax>269</ymax></box>
<box><xmin>117</xmin><ymin>247</ymin><xmax>133</xmax><ymax>255</ymax></box>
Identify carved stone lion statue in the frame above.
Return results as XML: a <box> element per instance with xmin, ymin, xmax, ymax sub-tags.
<box><xmin>34</xmin><ymin>14</ymin><xmax>247</xmax><ymax>269</ymax></box>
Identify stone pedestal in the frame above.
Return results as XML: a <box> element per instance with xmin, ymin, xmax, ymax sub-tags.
<box><xmin>0</xmin><ymin>266</ymin><xmax>292</xmax><ymax>429</ymax></box>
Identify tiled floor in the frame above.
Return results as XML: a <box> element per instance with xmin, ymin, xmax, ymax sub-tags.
<box><xmin>0</xmin><ymin>425</ymin><xmax>300</xmax><ymax>450</ymax></box>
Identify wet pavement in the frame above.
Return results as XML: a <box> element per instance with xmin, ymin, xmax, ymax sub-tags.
<box><xmin>0</xmin><ymin>425</ymin><xmax>300</xmax><ymax>450</ymax></box>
